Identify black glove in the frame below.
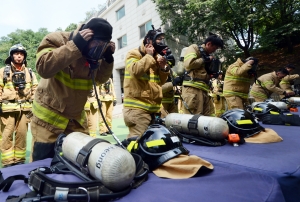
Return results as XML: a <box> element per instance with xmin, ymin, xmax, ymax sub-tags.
<box><xmin>103</xmin><ymin>45</ymin><xmax>114</xmax><ymax>63</ymax></box>
<box><xmin>172</xmin><ymin>76</ymin><xmax>183</xmax><ymax>86</ymax></box>
<box><xmin>113</xmin><ymin>100</ymin><xmax>117</xmax><ymax>106</ymax></box>
<box><xmin>72</xmin><ymin>32</ymin><xmax>89</xmax><ymax>52</ymax></box>
<box><xmin>261</xmin><ymin>114</ymin><xmax>285</xmax><ymax>125</ymax></box>
<box><xmin>217</xmin><ymin>95</ymin><xmax>220</xmax><ymax>101</ymax></box>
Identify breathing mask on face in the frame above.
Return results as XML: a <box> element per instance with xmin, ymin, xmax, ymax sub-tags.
<box><xmin>12</xmin><ymin>72</ymin><xmax>26</xmax><ymax>90</ymax></box>
<box><xmin>245</xmin><ymin>57</ymin><xmax>259</xmax><ymax>76</ymax></box>
<box><xmin>83</xmin><ymin>38</ymin><xmax>110</xmax><ymax>69</ymax></box>
<box><xmin>144</xmin><ymin>25</ymin><xmax>168</xmax><ymax>54</ymax></box>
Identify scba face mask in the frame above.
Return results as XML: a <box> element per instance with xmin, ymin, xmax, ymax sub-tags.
<box><xmin>12</xmin><ymin>71</ymin><xmax>26</xmax><ymax>90</ymax></box>
<box><xmin>84</xmin><ymin>38</ymin><xmax>110</xmax><ymax>69</ymax></box>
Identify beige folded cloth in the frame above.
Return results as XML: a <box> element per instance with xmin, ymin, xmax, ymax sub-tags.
<box><xmin>245</xmin><ymin>128</ymin><xmax>283</xmax><ymax>143</ymax></box>
<box><xmin>152</xmin><ymin>154</ymin><xmax>213</xmax><ymax>179</ymax></box>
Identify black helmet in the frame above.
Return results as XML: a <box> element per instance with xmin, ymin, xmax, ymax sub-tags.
<box><xmin>220</xmin><ymin>109</ymin><xmax>264</xmax><ymax>138</ymax></box>
<box><xmin>135</xmin><ymin>124</ymin><xmax>189</xmax><ymax>171</ymax></box>
<box><xmin>252</xmin><ymin>103</ymin><xmax>281</xmax><ymax>119</ymax></box>
<box><xmin>5</xmin><ymin>44</ymin><xmax>27</xmax><ymax>65</ymax></box>
<box><xmin>143</xmin><ymin>25</ymin><xmax>168</xmax><ymax>54</ymax></box>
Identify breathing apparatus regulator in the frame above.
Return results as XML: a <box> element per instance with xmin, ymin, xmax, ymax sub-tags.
<box><xmin>198</xmin><ymin>45</ymin><xmax>221</xmax><ymax>78</ymax></box>
<box><xmin>164</xmin><ymin>113</ymin><xmax>229</xmax><ymax>146</ymax></box>
<box><xmin>12</xmin><ymin>71</ymin><xmax>26</xmax><ymax>90</ymax></box>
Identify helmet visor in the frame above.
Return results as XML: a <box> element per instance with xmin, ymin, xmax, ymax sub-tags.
<box><xmin>85</xmin><ymin>39</ymin><xmax>109</xmax><ymax>63</ymax></box>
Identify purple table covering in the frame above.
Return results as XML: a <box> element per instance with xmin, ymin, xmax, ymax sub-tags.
<box><xmin>0</xmin><ymin>158</ymin><xmax>284</xmax><ymax>202</ymax></box>
<box><xmin>183</xmin><ymin>108</ymin><xmax>300</xmax><ymax>202</ymax></box>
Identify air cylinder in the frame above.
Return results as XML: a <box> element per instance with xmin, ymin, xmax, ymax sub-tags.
<box><xmin>165</xmin><ymin>113</ymin><xmax>229</xmax><ymax>141</ymax></box>
<box><xmin>62</xmin><ymin>132</ymin><xmax>136</xmax><ymax>191</ymax></box>
<box><xmin>288</xmin><ymin>97</ymin><xmax>300</xmax><ymax>105</ymax></box>
<box><xmin>251</xmin><ymin>101</ymin><xmax>288</xmax><ymax>110</ymax></box>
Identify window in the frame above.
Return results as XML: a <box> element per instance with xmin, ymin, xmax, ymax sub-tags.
<box><xmin>138</xmin><ymin>0</ymin><xmax>146</xmax><ymax>6</ymax></box>
<box><xmin>118</xmin><ymin>35</ymin><xmax>127</xmax><ymax>49</ymax></box>
<box><xmin>139</xmin><ymin>20</ymin><xmax>152</xmax><ymax>39</ymax></box>
<box><xmin>116</xmin><ymin>6</ymin><xmax>125</xmax><ymax>20</ymax></box>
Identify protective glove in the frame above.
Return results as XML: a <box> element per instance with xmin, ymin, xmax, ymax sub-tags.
<box><xmin>172</xmin><ymin>76</ymin><xmax>183</xmax><ymax>86</ymax></box>
<box><xmin>113</xmin><ymin>100</ymin><xmax>117</xmax><ymax>106</ymax></box>
<box><xmin>261</xmin><ymin>114</ymin><xmax>284</xmax><ymax>125</ymax></box>
<box><xmin>102</xmin><ymin>43</ymin><xmax>114</xmax><ymax>63</ymax></box>
<box><xmin>72</xmin><ymin>32</ymin><xmax>89</xmax><ymax>52</ymax></box>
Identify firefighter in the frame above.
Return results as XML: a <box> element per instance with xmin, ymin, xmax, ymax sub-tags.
<box><xmin>160</xmin><ymin>73</ymin><xmax>183</xmax><ymax>118</ymax></box>
<box><xmin>123</xmin><ymin>26</ymin><xmax>169</xmax><ymax>138</ymax></box>
<box><xmin>279</xmin><ymin>64</ymin><xmax>299</xmax><ymax>98</ymax></box>
<box><xmin>250</xmin><ymin>68</ymin><xmax>294</xmax><ymax>102</ymax></box>
<box><xmin>223</xmin><ymin>57</ymin><xmax>257</xmax><ymax>110</ymax></box>
<box><xmin>0</xmin><ymin>44</ymin><xmax>38</xmax><ymax>167</ymax></box>
<box><xmin>84</xmin><ymin>85</ymin><xmax>100</xmax><ymax>138</ymax></box>
<box><xmin>99</xmin><ymin>78</ymin><xmax>116</xmax><ymax>136</ymax></box>
<box><xmin>181</xmin><ymin>34</ymin><xmax>224</xmax><ymax>116</ymax></box>
<box><xmin>210</xmin><ymin>72</ymin><xmax>226</xmax><ymax>117</ymax></box>
<box><xmin>30</xmin><ymin>18</ymin><xmax>115</xmax><ymax>162</ymax></box>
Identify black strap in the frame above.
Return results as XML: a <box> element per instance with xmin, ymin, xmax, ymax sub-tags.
<box><xmin>188</xmin><ymin>114</ymin><xmax>201</xmax><ymax>135</ymax></box>
<box><xmin>0</xmin><ymin>175</ymin><xmax>28</xmax><ymax>192</ymax></box>
<box><xmin>3</xmin><ymin>65</ymin><xmax>11</xmax><ymax>86</ymax></box>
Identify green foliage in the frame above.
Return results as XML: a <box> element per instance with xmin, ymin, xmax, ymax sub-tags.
<box><xmin>65</xmin><ymin>23</ymin><xmax>78</xmax><ymax>32</ymax></box>
<box><xmin>153</xmin><ymin>0</ymin><xmax>300</xmax><ymax>66</ymax></box>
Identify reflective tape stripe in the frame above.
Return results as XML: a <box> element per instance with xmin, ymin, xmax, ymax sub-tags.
<box><xmin>146</xmin><ymin>139</ymin><xmax>166</xmax><ymax>147</ymax></box>
<box><xmin>126</xmin><ymin>58</ymin><xmax>139</xmax><ymax>69</ymax></box>
<box><xmin>1</xmin><ymin>150</ymin><xmax>14</xmax><ymax>160</ymax></box>
<box><xmin>182</xmin><ymin>80</ymin><xmax>210</xmax><ymax>92</ymax></box>
<box><xmin>222</xmin><ymin>90</ymin><xmax>248</xmax><ymax>99</ymax></box>
<box><xmin>54</xmin><ymin>71</ymin><xmax>93</xmax><ymax>90</ymax></box>
<box><xmin>225</xmin><ymin>75</ymin><xmax>251</xmax><ymax>83</ymax></box>
<box><xmin>124</xmin><ymin>98</ymin><xmax>161</xmax><ymax>113</ymax></box>
<box><xmin>124</xmin><ymin>70</ymin><xmax>160</xmax><ymax>83</ymax></box>
<box><xmin>32</xmin><ymin>100</ymin><xmax>69</xmax><ymax>130</ymax></box>
<box><xmin>270</xmin><ymin>111</ymin><xmax>280</xmax><ymax>115</ymax></box>
<box><xmin>250</xmin><ymin>91</ymin><xmax>268</xmax><ymax>99</ymax></box>
<box><xmin>253</xmin><ymin>107</ymin><xmax>263</xmax><ymax>111</ymax></box>
<box><xmin>236</xmin><ymin>120</ymin><xmax>253</xmax><ymax>125</ymax></box>
<box><xmin>15</xmin><ymin>150</ymin><xmax>26</xmax><ymax>158</ymax></box>
<box><xmin>36</xmin><ymin>47</ymin><xmax>55</xmax><ymax>60</ymax></box>
<box><xmin>127</xmin><ymin>141</ymin><xmax>137</xmax><ymax>152</ymax></box>
<box><xmin>184</xmin><ymin>53</ymin><xmax>197</xmax><ymax>61</ymax></box>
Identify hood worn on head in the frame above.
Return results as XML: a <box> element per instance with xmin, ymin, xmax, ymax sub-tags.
<box><xmin>82</xmin><ymin>18</ymin><xmax>112</xmax><ymax>41</ymax></box>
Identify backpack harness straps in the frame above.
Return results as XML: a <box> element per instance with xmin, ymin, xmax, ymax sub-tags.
<box><xmin>3</xmin><ymin>65</ymin><xmax>33</xmax><ymax>86</ymax></box>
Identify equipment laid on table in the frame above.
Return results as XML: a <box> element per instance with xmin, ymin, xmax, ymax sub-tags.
<box><xmin>164</xmin><ymin>113</ymin><xmax>229</xmax><ymax>146</ymax></box>
<box><xmin>127</xmin><ymin>124</ymin><xmax>189</xmax><ymax>171</ymax></box>
<box><xmin>261</xmin><ymin>113</ymin><xmax>300</xmax><ymax>126</ymax></box>
<box><xmin>251</xmin><ymin>102</ymin><xmax>282</xmax><ymax>120</ymax></box>
<box><xmin>220</xmin><ymin>109</ymin><xmax>265</xmax><ymax>139</ymax></box>
<box><xmin>0</xmin><ymin>133</ymin><xmax>149</xmax><ymax>202</ymax></box>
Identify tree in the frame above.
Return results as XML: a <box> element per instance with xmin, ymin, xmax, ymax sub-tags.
<box><xmin>258</xmin><ymin>0</ymin><xmax>300</xmax><ymax>53</ymax></box>
<box><xmin>153</xmin><ymin>0</ymin><xmax>265</xmax><ymax>60</ymax></box>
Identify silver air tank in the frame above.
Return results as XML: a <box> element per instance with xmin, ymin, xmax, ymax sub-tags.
<box><xmin>251</xmin><ymin>101</ymin><xmax>288</xmax><ymax>110</ymax></box>
<box><xmin>165</xmin><ymin>113</ymin><xmax>229</xmax><ymax>141</ymax></box>
<box><xmin>288</xmin><ymin>97</ymin><xmax>300</xmax><ymax>105</ymax></box>
<box><xmin>62</xmin><ymin>132</ymin><xmax>136</xmax><ymax>191</ymax></box>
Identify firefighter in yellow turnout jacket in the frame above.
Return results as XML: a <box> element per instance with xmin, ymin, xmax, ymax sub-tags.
<box><xmin>279</xmin><ymin>64</ymin><xmax>299</xmax><ymax>98</ymax></box>
<box><xmin>123</xmin><ymin>27</ymin><xmax>169</xmax><ymax>138</ymax></box>
<box><xmin>160</xmin><ymin>72</ymin><xmax>183</xmax><ymax>118</ymax></box>
<box><xmin>99</xmin><ymin>78</ymin><xmax>116</xmax><ymax>136</ymax></box>
<box><xmin>210</xmin><ymin>73</ymin><xmax>226</xmax><ymax>117</ymax></box>
<box><xmin>250</xmin><ymin>68</ymin><xmax>294</xmax><ymax>102</ymax></box>
<box><xmin>223</xmin><ymin>58</ymin><xmax>256</xmax><ymax>110</ymax></box>
<box><xmin>182</xmin><ymin>34</ymin><xmax>224</xmax><ymax>115</ymax></box>
<box><xmin>31</xmin><ymin>18</ymin><xmax>115</xmax><ymax>161</ymax></box>
<box><xmin>84</xmin><ymin>85</ymin><xmax>100</xmax><ymax>138</ymax></box>
<box><xmin>0</xmin><ymin>44</ymin><xmax>38</xmax><ymax>167</ymax></box>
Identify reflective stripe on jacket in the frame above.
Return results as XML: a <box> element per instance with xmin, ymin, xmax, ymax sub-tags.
<box><xmin>123</xmin><ymin>42</ymin><xmax>169</xmax><ymax>113</ymax></box>
<box><xmin>223</xmin><ymin>58</ymin><xmax>252</xmax><ymax>99</ymax></box>
<box><xmin>33</xmin><ymin>25</ymin><xmax>113</xmax><ymax>130</ymax></box>
<box><xmin>279</xmin><ymin>74</ymin><xmax>299</xmax><ymax>92</ymax></box>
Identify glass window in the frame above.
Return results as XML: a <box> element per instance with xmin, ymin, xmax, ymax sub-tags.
<box><xmin>138</xmin><ymin>0</ymin><xmax>146</xmax><ymax>6</ymax></box>
<box><xmin>116</xmin><ymin>6</ymin><xmax>125</xmax><ymax>20</ymax></box>
<box><xmin>118</xmin><ymin>35</ymin><xmax>127</xmax><ymax>49</ymax></box>
<box><xmin>139</xmin><ymin>20</ymin><xmax>152</xmax><ymax>39</ymax></box>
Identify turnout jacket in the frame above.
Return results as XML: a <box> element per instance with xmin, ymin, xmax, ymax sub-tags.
<box><xmin>84</xmin><ymin>85</ymin><xmax>100</xmax><ymax>110</ymax></box>
<box><xmin>0</xmin><ymin>63</ymin><xmax>38</xmax><ymax>112</ymax></box>
<box><xmin>99</xmin><ymin>78</ymin><xmax>116</xmax><ymax>101</ymax></box>
<box><xmin>182</xmin><ymin>44</ymin><xmax>211</xmax><ymax>92</ymax></box>
<box><xmin>123</xmin><ymin>42</ymin><xmax>169</xmax><ymax>113</ymax></box>
<box><xmin>250</xmin><ymin>71</ymin><xmax>285</xmax><ymax>100</ymax></box>
<box><xmin>223</xmin><ymin>58</ymin><xmax>253</xmax><ymax>99</ymax></box>
<box><xmin>279</xmin><ymin>74</ymin><xmax>299</xmax><ymax>92</ymax></box>
<box><xmin>33</xmin><ymin>25</ymin><xmax>113</xmax><ymax>131</ymax></box>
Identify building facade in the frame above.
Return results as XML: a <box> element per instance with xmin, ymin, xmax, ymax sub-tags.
<box><xmin>98</xmin><ymin>0</ymin><xmax>189</xmax><ymax>104</ymax></box>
